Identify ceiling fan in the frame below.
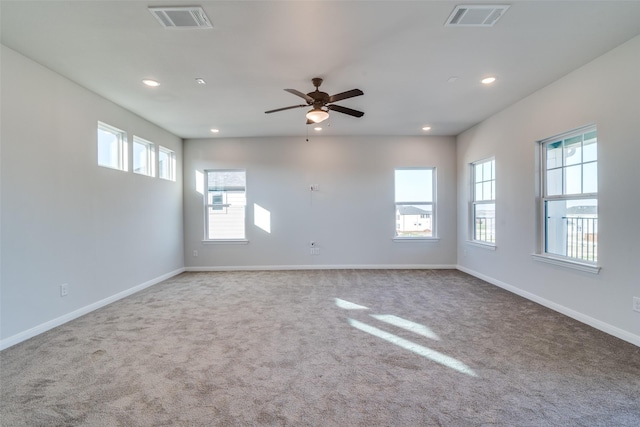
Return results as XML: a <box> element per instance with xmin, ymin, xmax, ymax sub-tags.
<box><xmin>265</xmin><ymin>77</ymin><xmax>364</xmax><ymax>124</ymax></box>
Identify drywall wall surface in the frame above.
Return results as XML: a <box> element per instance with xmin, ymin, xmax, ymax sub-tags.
<box><xmin>456</xmin><ymin>35</ymin><xmax>640</xmax><ymax>343</ymax></box>
<box><xmin>0</xmin><ymin>46</ymin><xmax>184</xmax><ymax>341</ymax></box>
<box><xmin>183</xmin><ymin>135</ymin><xmax>457</xmax><ymax>268</ymax></box>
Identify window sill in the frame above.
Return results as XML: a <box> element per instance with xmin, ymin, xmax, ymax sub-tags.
<box><xmin>466</xmin><ymin>240</ymin><xmax>496</xmax><ymax>250</ymax></box>
<box><xmin>202</xmin><ymin>239</ymin><xmax>249</xmax><ymax>245</ymax></box>
<box><xmin>393</xmin><ymin>237</ymin><xmax>440</xmax><ymax>242</ymax></box>
<box><xmin>531</xmin><ymin>253</ymin><xmax>600</xmax><ymax>274</ymax></box>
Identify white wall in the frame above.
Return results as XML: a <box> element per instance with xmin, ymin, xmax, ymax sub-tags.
<box><xmin>183</xmin><ymin>136</ymin><xmax>457</xmax><ymax>269</ymax></box>
<box><xmin>456</xmin><ymin>35</ymin><xmax>640</xmax><ymax>345</ymax></box>
<box><xmin>0</xmin><ymin>46</ymin><xmax>184</xmax><ymax>347</ymax></box>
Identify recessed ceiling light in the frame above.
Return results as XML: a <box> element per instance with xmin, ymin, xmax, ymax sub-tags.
<box><xmin>210</xmin><ymin>128</ymin><xmax>219</xmax><ymax>133</ymax></box>
<box><xmin>481</xmin><ymin>77</ymin><xmax>496</xmax><ymax>85</ymax></box>
<box><xmin>195</xmin><ymin>78</ymin><xmax>206</xmax><ymax>85</ymax></box>
<box><xmin>142</xmin><ymin>79</ymin><xmax>160</xmax><ymax>87</ymax></box>
<box><xmin>422</xmin><ymin>126</ymin><xmax>432</xmax><ymax>131</ymax></box>
<box><xmin>314</xmin><ymin>127</ymin><xmax>322</xmax><ymax>131</ymax></box>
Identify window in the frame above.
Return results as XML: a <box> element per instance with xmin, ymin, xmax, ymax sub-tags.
<box><xmin>205</xmin><ymin>170</ymin><xmax>246</xmax><ymax>240</ymax></box>
<box><xmin>394</xmin><ymin>168</ymin><xmax>435</xmax><ymax>238</ymax></box>
<box><xmin>541</xmin><ymin>126</ymin><xmax>597</xmax><ymax>263</ymax></box>
<box><xmin>97</xmin><ymin>122</ymin><xmax>128</xmax><ymax>171</ymax></box>
<box><xmin>133</xmin><ymin>136</ymin><xmax>155</xmax><ymax>177</ymax></box>
<box><xmin>158</xmin><ymin>146</ymin><xmax>176</xmax><ymax>181</ymax></box>
<box><xmin>471</xmin><ymin>158</ymin><xmax>495</xmax><ymax>244</ymax></box>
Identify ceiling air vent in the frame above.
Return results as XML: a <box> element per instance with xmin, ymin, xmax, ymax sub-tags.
<box><xmin>445</xmin><ymin>5</ymin><xmax>510</xmax><ymax>27</ymax></box>
<box><xmin>149</xmin><ymin>6</ymin><xmax>212</xmax><ymax>29</ymax></box>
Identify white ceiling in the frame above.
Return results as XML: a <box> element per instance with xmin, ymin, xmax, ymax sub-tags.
<box><xmin>2</xmin><ymin>0</ymin><xmax>640</xmax><ymax>139</ymax></box>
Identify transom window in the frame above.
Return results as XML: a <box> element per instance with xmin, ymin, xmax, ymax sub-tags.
<box><xmin>471</xmin><ymin>158</ymin><xmax>495</xmax><ymax>244</ymax></box>
<box><xmin>205</xmin><ymin>170</ymin><xmax>247</xmax><ymax>240</ymax></box>
<box><xmin>394</xmin><ymin>168</ymin><xmax>435</xmax><ymax>238</ymax></box>
<box><xmin>541</xmin><ymin>126</ymin><xmax>597</xmax><ymax>262</ymax></box>
<box><xmin>133</xmin><ymin>136</ymin><xmax>155</xmax><ymax>177</ymax></box>
<box><xmin>97</xmin><ymin>122</ymin><xmax>128</xmax><ymax>171</ymax></box>
<box><xmin>158</xmin><ymin>146</ymin><xmax>176</xmax><ymax>181</ymax></box>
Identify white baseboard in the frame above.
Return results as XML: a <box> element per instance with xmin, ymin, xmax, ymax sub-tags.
<box><xmin>0</xmin><ymin>268</ymin><xmax>186</xmax><ymax>351</ymax></box>
<box><xmin>185</xmin><ymin>264</ymin><xmax>458</xmax><ymax>272</ymax></box>
<box><xmin>457</xmin><ymin>265</ymin><xmax>640</xmax><ymax>348</ymax></box>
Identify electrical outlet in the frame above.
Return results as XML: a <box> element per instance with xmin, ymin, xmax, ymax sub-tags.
<box><xmin>60</xmin><ymin>284</ymin><xmax>69</xmax><ymax>297</ymax></box>
<box><xmin>310</xmin><ymin>247</ymin><xmax>320</xmax><ymax>255</ymax></box>
<box><xmin>633</xmin><ymin>297</ymin><xmax>640</xmax><ymax>313</ymax></box>
<box><xmin>193</xmin><ymin>250</ymin><xmax>198</xmax><ymax>257</ymax></box>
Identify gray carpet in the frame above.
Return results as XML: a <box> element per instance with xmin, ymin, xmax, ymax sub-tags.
<box><xmin>1</xmin><ymin>269</ymin><xmax>639</xmax><ymax>426</ymax></box>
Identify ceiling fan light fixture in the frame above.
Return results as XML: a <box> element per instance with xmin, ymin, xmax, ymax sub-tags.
<box><xmin>306</xmin><ymin>108</ymin><xmax>329</xmax><ymax>123</ymax></box>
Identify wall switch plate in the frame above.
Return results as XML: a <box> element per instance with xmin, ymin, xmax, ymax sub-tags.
<box><xmin>633</xmin><ymin>297</ymin><xmax>640</xmax><ymax>313</ymax></box>
<box><xmin>60</xmin><ymin>284</ymin><xmax>69</xmax><ymax>297</ymax></box>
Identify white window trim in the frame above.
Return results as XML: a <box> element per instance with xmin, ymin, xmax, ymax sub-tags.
<box><xmin>394</xmin><ymin>167</ymin><xmax>437</xmax><ymax>239</ymax></box>
<box><xmin>466</xmin><ymin>240</ymin><xmax>497</xmax><ymax>250</ymax></box>
<box><xmin>393</xmin><ymin>237</ymin><xmax>440</xmax><ymax>242</ymax></box>
<box><xmin>470</xmin><ymin>157</ymin><xmax>496</xmax><ymax>246</ymax></box>
<box><xmin>97</xmin><ymin>121</ymin><xmax>128</xmax><ymax>171</ymax></box>
<box><xmin>531</xmin><ymin>253</ymin><xmax>600</xmax><ymax>274</ymax></box>
<box><xmin>202</xmin><ymin>239</ymin><xmax>249</xmax><ymax>244</ymax></box>
<box><xmin>204</xmin><ymin>169</ymin><xmax>247</xmax><ymax>242</ymax></box>
<box><xmin>132</xmin><ymin>136</ymin><xmax>156</xmax><ymax>177</ymax></box>
<box><xmin>535</xmin><ymin>124</ymin><xmax>599</xmax><ymax>270</ymax></box>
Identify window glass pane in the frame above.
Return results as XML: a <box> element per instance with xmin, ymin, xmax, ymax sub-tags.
<box><xmin>583</xmin><ymin>162</ymin><xmax>598</xmax><ymax>193</ymax></box>
<box><xmin>207</xmin><ymin>205</ymin><xmax>246</xmax><ymax>239</ymax></box>
<box><xmin>564</xmin><ymin>164</ymin><xmax>582</xmax><ymax>194</ymax></box>
<box><xmin>483</xmin><ymin>160</ymin><xmax>493</xmax><ymax>181</ymax></box>
<box><xmin>133</xmin><ymin>141</ymin><xmax>149</xmax><ymax>175</ymax></box>
<box><xmin>395</xmin><ymin>204</ymin><xmax>432</xmax><ymax>238</ymax></box>
<box><xmin>158</xmin><ymin>147</ymin><xmax>174</xmax><ymax>181</ymax></box>
<box><xmin>474</xmin><ymin>203</ymin><xmax>495</xmax><ymax>243</ymax></box>
<box><xmin>475</xmin><ymin>163</ymin><xmax>484</xmax><ymax>183</ymax></box>
<box><xmin>158</xmin><ymin>150</ymin><xmax>168</xmax><ymax>176</ymax></box>
<box><xmin>206</xmin><ymin>170</ymin><xmax>246</xmax><ymax>240</ymax></box>
<box><xmin>545</xmin><ymin>199</ymin><xmax>597</xmax><ymax>262</ymax></box>
<box><xmin>546</xmin><ymin>141</ymin><xmax>563</xmax><ymax>169</ymax></box>
<box><xmin>482</xmin><ymin>181</ymin><xmax>492</xmax><ymax>202</ymax></box>
<box><xmin>98</xmin><ymin>128</ymin><xmax>119</xmax><ymax>169</ymax></box>
<box><xmin>564</xmin><ymin>135</ymin><xmax>582</xmax><ymax>166</ymax></box>
<box><xmin>583</xmin><ymin>135</ymin><xmax>597</xmax><ymax>163</ymax></box>
<box><xmin>475</xmin><ymin>183</ymin><xmax>483</xmax><ymax>201</ymax></box>
<box><xmin>395</xmin><ymin>169</ymin><xmax>432</xmax><ymax>202</ymax></box>
<box><xmin>546</xmin><ymin>169</ymin><xmax>562</xmax><ymax>196</ymax></box>
<box><xmin>209</xmin><ymin>170</ymin><xmax>246</xmax><ymax>191</ymax></box>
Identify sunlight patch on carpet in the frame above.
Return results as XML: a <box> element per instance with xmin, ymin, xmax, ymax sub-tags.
<box><xmin>348</xmin><ymin>318</ymin><xmax>477</xmax><ymax>377</ymax></box>
<box><xmin>334</xmin><ymin>298</ymin><xmax>369</xmax><ymax>310</ymax></box>
<box><xmin>370</xmin><ymin>314</ymin><xmax>440</xmax><ymax>341</ymax></box>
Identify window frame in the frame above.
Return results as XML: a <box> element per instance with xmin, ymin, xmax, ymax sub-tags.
<box><xmin>204</xmin><ymin>169</ymin><xmax>247</xmax><ymax>242</ymax></box>
<box><xmin>132</xmin><ymin>136</ymin><xmax>156</xmax><ymax>177</ymax></box>
<box><xmin>470</xmin><ymin>157</ymin><xmax>496</xmax><ymax>246</ymax></box>
<box><xmin>537</xmin><ymin>125</ymin><xmax>599</xmax><ymax>271</ymax></box>
<box><xmin>393</xmin><ymin>167</ymin><xmax>437</xmax><ymax>241</ymax></box>
<box><xmin>158</xmin><ymin>145</ymin><xmax>176</xmax><ymax>181</ymax></box>
<box><xmin>97</xmin><ymin>122</ymin><xmax>128</xmax><ymax>171</ymax></box>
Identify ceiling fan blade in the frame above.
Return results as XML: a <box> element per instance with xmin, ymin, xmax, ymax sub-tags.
<box><xmin>265</xmin><ymin>104</ymin><xmax>307</xmax><ymax>114</ymax></box>
<box><xmin>327</xmin><ymin>104</ymin><xmax>364</xmax><ymax>117</ymax></box>
<box><xmin>284</xmin><ymin>89</ymin><xmax>314</xmax><ymax>104</ymax></box>
<box><xmin>328</xmin><ymin>89</ymin><xmax>363</xmax><ymax>103</ymax></box>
